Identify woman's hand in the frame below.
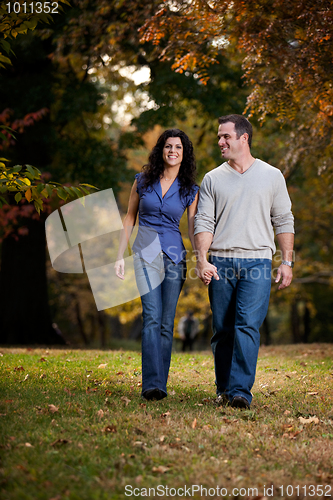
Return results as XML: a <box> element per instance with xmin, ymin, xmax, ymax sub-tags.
<box><xmin>114</xmin><ymin>259</ymin><xmax>125</xmax><ymax>280</ymax></box>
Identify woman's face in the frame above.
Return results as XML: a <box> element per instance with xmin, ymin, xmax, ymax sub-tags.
<box><xmin>162</xmin><ymin>137</ymin><xmax>183</xmax><ymax>170</ymax></box>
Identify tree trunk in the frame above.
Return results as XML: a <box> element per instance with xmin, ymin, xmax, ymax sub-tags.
<box><xmin>98</xmin><ymin>310</ymin><xmax>106</xmax><ymax>348</ymax></box>
<box><xmin>73</xmin><ymin>295</ymin><xmax>89</xmax><ymax>345</ymax></box>
<box><xmin>291</xmin><ymin>299</ymin><xmax>301</xmax><ymax>343</ymax></box>
<box><xmin>303</xmin><ymin>305</ymin><xmax>311</xmax><ymax>343</ymax></box>
<box><xmin>260</xmin><ymin>316</ymin><xmax>271</xmax><ymax>346</ymax></box>
<box><xmin>0</xmin><ymin>214</ymin><xmax>65</xmax><ymax>345</ymax></box>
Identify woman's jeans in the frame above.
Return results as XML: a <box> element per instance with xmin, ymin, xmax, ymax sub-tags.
<box><xmin>134</xmin><ymin>252</ymin><xmax>186</xmax><ymax>396</ymax></box>
<box><xmin>209</xmin><ymin>257</ymin><xmax>272</xmax><ymax>404</ymax></box>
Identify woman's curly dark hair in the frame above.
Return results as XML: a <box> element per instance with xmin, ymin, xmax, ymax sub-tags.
<box><xmin>141</xmin><ymin>129</ymin><xmax>197</xmax><ymax>195</ymax></box>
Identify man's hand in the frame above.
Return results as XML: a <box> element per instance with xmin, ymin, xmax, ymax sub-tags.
<box><xmin>195</xmin><ymin>260</ymin><xmax>219</xmax><ymax>285</ymax></box>
<box><xmin>275</xmin><ymin>264</ymin><xmax>293</xmax><ymax>290</ymax></box>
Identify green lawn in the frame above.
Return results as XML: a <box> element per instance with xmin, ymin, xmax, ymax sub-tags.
<box><xmin>0</xmin><ymin>344</ymin><xmax>332</xmax><ymax>499</ymax></box>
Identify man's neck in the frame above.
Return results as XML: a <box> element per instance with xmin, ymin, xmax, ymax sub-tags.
<box><xmin>228</xmin><ymin>154</ymin><xmax>256</xmax><ymax>174</ymax></box>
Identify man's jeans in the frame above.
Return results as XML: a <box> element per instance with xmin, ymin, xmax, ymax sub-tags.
<box><xmin>134</xmin><ymin>252</ymin><xmax>186</xmax><ymax>396</ymax></box>
<box><xmin>209</xmin><ymin>257</ymin><xmax>272</xmax><ymax>404</ymax></box>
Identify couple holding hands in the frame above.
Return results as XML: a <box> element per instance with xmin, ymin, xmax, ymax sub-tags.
<box><xmin>114</xmin><ymin>114</ymin><xmax>294</xmax><ymax>410</ymax></box>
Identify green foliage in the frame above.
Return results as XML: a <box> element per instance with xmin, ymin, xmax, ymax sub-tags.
<box><xmin>0</xmin><ymin>157</ymin><xmax>97</xmax><ymax>213</ymax></box>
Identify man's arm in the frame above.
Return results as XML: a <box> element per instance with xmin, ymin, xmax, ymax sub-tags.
<box><xmin>275</xmin><ymin>232</ymin><xmax>294</xmax><ymax>290</ymax></box>
<box><xmin>194</xmin><ymin>232</ymin><xmax>219</xmax><ymax>285</ymax></box>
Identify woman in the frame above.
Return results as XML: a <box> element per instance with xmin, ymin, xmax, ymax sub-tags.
<box><xmin>114</xmin><ymin>129</ymin><xmax>199</xmax><ymax>400</ymax></box>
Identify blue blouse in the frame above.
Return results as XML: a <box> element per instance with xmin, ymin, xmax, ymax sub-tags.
<box><xmin>132</xmin><ymin>173</ymin><xmax>199</xmax><ymax>264</ymax></box>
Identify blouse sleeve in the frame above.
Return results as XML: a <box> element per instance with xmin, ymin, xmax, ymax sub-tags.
<box><xmin>135</xmin><ymin>173</ymin><xmax>142</xmax><ymax>197</ymax></box>
<box><xmin>186</xmin><ymin>184</ymin><xmax>199</xmax><ymax>207</ymax></box>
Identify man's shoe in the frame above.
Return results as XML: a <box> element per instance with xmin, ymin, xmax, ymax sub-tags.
<box><xmin>230</xmin><ymin>396</ymin><xmax>250</xmax><ymax>409</ymax></box>
<box><xmin>142</xmin><ymin>388</ymin><xmax>165</xmax><ymax>401</ymax></box>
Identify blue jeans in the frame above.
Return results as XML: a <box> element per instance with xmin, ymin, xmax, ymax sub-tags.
<box><xmin>209</xmin><ymin>257</ymin><xmax>272</xmax><ymax>404</ymax></box>
<box><xmin>134</xmin><ymin>252</ymin><xmax>186</xmax><ymax>396</ymax></box>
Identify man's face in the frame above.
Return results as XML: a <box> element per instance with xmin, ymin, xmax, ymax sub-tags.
<box><xmin>217</xmin><ymin>122</ymin><xmax>246</xmax><ymax>161</ymax></box>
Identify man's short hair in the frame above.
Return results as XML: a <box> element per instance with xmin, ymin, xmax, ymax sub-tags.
<box><xmin>218</xmin><ymin>114</ymin><xmax>253</xmax><ymax>148</ymax></box>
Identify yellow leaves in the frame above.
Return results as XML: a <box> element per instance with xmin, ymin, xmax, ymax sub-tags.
<box><xmin>25</xmin><ymin>188</ymin><xmax>32</xmax><ymax>201</ymax></box>
<box><xmin>191</xmin><ymin>417</ymin><xmax>197</xmax><ymax>429</ymax></box>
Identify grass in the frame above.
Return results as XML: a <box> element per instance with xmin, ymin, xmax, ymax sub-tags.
<box><xmin>0</xmin><ymin>344</ymin><xmax>333</xmax><ymax>500</ymax></box>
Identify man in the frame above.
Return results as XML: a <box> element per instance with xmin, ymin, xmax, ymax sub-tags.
<box><xmin>194</xmin><ymin>114</ymin><xmax>294</xmax><ymax>409</ymax></box>
<box><xmin>178</xmin><ymin>310</ymin><xmax>199</xmax><ymax>352</ymax></box>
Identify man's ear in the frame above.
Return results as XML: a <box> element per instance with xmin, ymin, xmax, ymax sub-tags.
<box><xmin>241</xmin><ymin>133</ymin><xmax>249</xmax><ymax>145</ymax></box>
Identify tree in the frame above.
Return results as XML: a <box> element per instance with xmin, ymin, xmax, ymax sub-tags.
<box><xmin>139</xmin><ymin>0</ymin><xmax>333</xmax><ymax>342</ymax></box>
<box><xmin>0</xmin><ymin>2</ymin><xmax>130</xmax><ymax>344</ymax></box>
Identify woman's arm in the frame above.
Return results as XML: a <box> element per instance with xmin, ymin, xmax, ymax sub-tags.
<box><xmin>114</xmin><ymin>180</ymin><xmax>140</xmax><ymax>279</ymax></box>
<box><xmin>187</xmin><ymin>191</ymin><xmax>199</xmax><ymax>250</ymax></box>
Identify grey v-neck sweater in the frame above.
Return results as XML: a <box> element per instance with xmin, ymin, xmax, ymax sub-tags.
<box><xmin>194</xmin><ymin>159</ymin><xmax>294</xmax><ymax>260</ymax></box>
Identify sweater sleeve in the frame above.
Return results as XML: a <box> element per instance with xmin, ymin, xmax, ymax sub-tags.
<box><xmin>194</xmin><ymin>175</ymin><xmax>215</xmax><ymax>235</ymax></box>
<box><xmin>271</xmin><ymin>171</ymin><xmax>295</xmax><ymax>234</ymax></box>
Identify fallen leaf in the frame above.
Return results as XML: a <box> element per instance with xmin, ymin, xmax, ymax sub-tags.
<box><xmin>98</xmin><ymin>363</ymin><xmax>108</xmax><ymax>369</ymax></box>
<box><xmin>121</xmin><ymin>396</ymin><xmax>131</xmax><ymax>406</ymax></box>
<box><xmin>97</xmin><ymin>409</ymin><xmax>104</xmax><ymax>420</ymax></box>
<box><xmin>22</xmin><ymin>374</ymin><xmax>29</xmax><ymax>381</ymax></box>
<box><xmin>14</xmin><ymin>366</ymin><xmax>24</xmax><ymax>372</ymax></box>
<box><xmin>16</xmin><ymin>464</ymin><xmax>27</xmax><ymax>471</ymax></box>
<box><xmin>161</xmin><ymin>412</ymin><xmax>171</xmax><ymax>418</ymax></box>
<box><xmin>191</xmin><ymin>418</ymin><xmax>197</xmax><ymax>429</ymax></box>
<box><xmin>159</xmin><ymin>435</ymin><xmax>165</xmax><ymax>442</ymax></box>
<box><xmin>134</xmin><ymin>427</ymin><xmax>145</xmax><ymax>435</ymax></box>
<box><xmin>284</xmin><ymin>430</ymin><xmax>302</xmax><ymax>439</ymax></box>
<box><xmin>307</xmin><ymin>391</ymin><xmax>319</xmax><ymax>396</ymax></box>
<box><xmin>48</xmin><ymin>404</ymin><xmax>59</xmax><ymax>414</ymax></box>
<box><xmin>284</xmin><ymin>410</ymin><xmax>291</xmax><ymax>416</ymax></box>
<box><xmin>64</xmin><ymin>388</ymin><xmax>74</xmax><ymax>396</ymax></box>
<box><xmin>152</xmin><ymin>465</ymin><xmax>170</xmax><ymax>474</ymax></box>
<box><xmin>299</xmin><ymin>416</ymin><xmax>319</xmax><ymax>425</ymax></box>
<box><xmin>181</xmin><ymin>445</ymin><xmax>191</xmax><ymax>452</ymax></box>
<box><xmin>40</xmin><ymin>374</ymin><xmax>46</xmax><ymax>379</ymax></box>
<box><xmin>25</xmin><ymin>442</ymin><xmax>34</xmax><ymax>447</ymax></box>
<box><xmin>51</xmin><ymin>439</ymin><xmax>69</xmax><ymax>446</ymax></box>
<box><xmin>39</xmin><ymin>357</ymin><xmax>47</xmax><ymax>362</ymax></box>
<box><xmin>105</xmin><ymin>389</ymin><xmax>112</xmax><ymax>395</ymax></box>
<box><xmin>104</xmin><ymin>424</ymin><xmax>117</xmax><ymax>433</ymax></box>
<box><xmin>134</xmin><ymin>441</ymin><xmax>145</xmax><ymax>447</ymax></box>
<box><xmin>116</xmin><ymin>371</ymin><xmax>124</xmax><ymax>375</ymax></box>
